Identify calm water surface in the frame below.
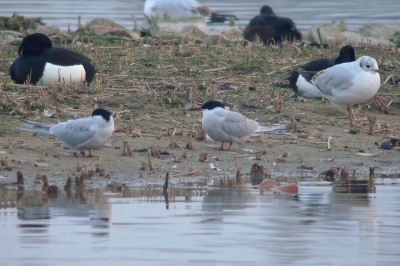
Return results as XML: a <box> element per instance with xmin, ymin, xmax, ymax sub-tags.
<box><xmin>1</xmin><ymin>0</ymin><xmax>399</xmax><ymax>32</ymax></box>
<box><xmin>1</xmin><ymin>181</ymin><xmax>400</xmax><ymax>265</ymax></box>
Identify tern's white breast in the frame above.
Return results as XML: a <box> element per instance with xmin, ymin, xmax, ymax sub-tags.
<box><xmin>41</xmin><ymin>63</ymin><xmax>86</xmax><ymax>86</ymax></box>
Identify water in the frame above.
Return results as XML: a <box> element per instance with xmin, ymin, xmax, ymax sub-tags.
<box><xmin>1</xmin><ymin>0</ymin><xmax>399</xmax><ymax>32</ymax></box>
<box><xmin>1</xmin><ymin>181</ymin><xmax>400</xmax><ymax>265</ymax></box>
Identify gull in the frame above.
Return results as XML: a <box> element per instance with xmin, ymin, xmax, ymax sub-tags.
<box><xmin>20</xmin><ymin>108</ymin><xmax>114</xmax><ymax>157</ymax></box>
<box><xmin>144</xmin><ymin>0</ymin><xmax>237</xmax><ymax>22</ymax></box>
<box><xmin>299</xmin><ymin>56</ymin><xmax>383</xmax><ymax>126</ymax></box>
<box><xmin>191</xmin><ymin>101</ymin><xmax>286</xmax><ymax>151</ymax></box>
<box><xmin>288</xmin><ymin>45</ymin><xmax>355</xmax><ymax>98</ymax></box>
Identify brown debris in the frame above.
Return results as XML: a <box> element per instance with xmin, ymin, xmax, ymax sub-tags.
<box><xmin>169</xmin><ymin>128</ymin><xmax>179</xmax><ymax>148</ymax></box>
<box><xmin>163</xmin><ymin>172</ymin><xmax>169</xmax><ymax>193</ymax></box>
<box><xmin>325</xmin><ymin>167</ymin><xmax>340</xmax><ymax>182</ymax></box>
<box><xmin>275</xmin><ymin>155</ymin><xmax>286</xmax><ymax>163</ymax></box>
<box><xmin>16</xmin><ymin>171</ymin><xmax>24</xmax><ymax>185</ymax></box>
<box><xmin>3</xmin><ymin>156</ymin><xmax>13</xmax><ymax>171</ymax></box>
<box><xmin>42</xmin><ymin>175</ymin><xmax>59</xmax><ymax>196</ymax></box>
<box><xmin>186</xmin><ymin>134</ymin><xmax>194</xmax><ymax>150</ymax></box>
<box><xmin>195</xmin><ymin>125</ymin><xmax>207</xmax><ymax>140</ymax></box>
<box><xmin>250</xmin><ymin>163</ymin><xmax>265</xmax><ymax>185</ymax></box>
<box><xmin>273</xmin><ymin>95</ymin><xmax>282</xmax><ymax>113</ymax></box>
<box><xmin>340</xmin><ymin>167</ymin><xmax>349</xmax><ymax>180</ymax></box>
<box><xmin>141</xmin><ymin>160</ymin><xmax>149</xmax><ymax>171</ymax></box>
<box><xmin>288</xmin><ymin>117</ymin><xmax>298</xmax><ymax>132</ymax></box>
<box><xmin>147</xmin><ymin>149</ymin><xmax>155</xmax><ymax>170</ymax></box>
<box><xmin>236</xmin><ymin>168</ymin><xmax>242</xmax><ymax>185</ymax></box>
<box><xmin>64</xmin><ymin>176</ymin><xmax>72</xmax><ymax>190</ymax></box>
<box><xmin>151</xmin><ymin>140</ymin><xmax>160</xmax><ymax>157</ymax></box>
<box><xmin>199</xmin><ymin>150</ymin><xmax>208</xmax><ymax>162</ymax></box>
<box><xmin>368</xmin><ymin>115</ymin><xmax>377</xmax><ymax>135</ymax></box>
<box><xmin>122</xmin><ymin>141</ymin><xmax>132</xmax><ymax>156</ymax></box>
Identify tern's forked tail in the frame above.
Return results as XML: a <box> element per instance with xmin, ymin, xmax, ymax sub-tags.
<box><xmin>256</xmin><ymin>124</ymin><xmax>288</xmax><ymax>135</ymax></box>
<box><xmin>20</xmin><ymin>120</ymin><xmax>55</xmax><ymax>136</ymax></box>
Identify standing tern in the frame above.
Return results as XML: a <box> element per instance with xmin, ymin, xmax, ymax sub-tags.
<box><xmin>299</xmin><ymin>56</ymin><xmax>383</xmax><ymax>126</ymax></box>
<box><xmin>191</xmin><ymin>101</ymin><xmax>286</xmax><ymax>151</ymax></box>
<box><xmin>20</xmin><ymin>108</ymin><xmax>114</xmax><ymax>157</ymax></box>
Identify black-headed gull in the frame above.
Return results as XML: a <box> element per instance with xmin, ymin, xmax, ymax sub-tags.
<box><xmin>299</xmin><ymin>56</ymin><xmax>383</xmax><ymax>126</ymax></box>
<box><xmin>288</xmin><ymin>45</ymin><xmax>356</xmax><ymax>98</ymax></box>
<box><xmin>144</xmin><ymin>0</ymin><xmax>236</xmax><ymax>22</ymax></box>
<box><xmin>192</xmin><ymin>101</ymin><xmax>286</xmax><ymax>151</ymax></box>
<box><xmin>20</xmin><ymin>108</ymin><xmax>114</xmax><ymax>157</ymax></box>
<box><xmin>244</xmin><ymin>5</ymin><xmax>301</xmax><ymax>44</ymax></box>
<box><xmin>10</xmin><ymin>33</ymin><xmax>96</xmax><ymax>86</ymax></box>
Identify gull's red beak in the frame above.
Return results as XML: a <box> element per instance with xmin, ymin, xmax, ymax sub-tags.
<box><xmin>375</xmin><ymin>69</ymin><xmax>385</xmax><ymax>74</ymax></box>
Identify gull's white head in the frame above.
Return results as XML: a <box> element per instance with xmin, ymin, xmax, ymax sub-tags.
<box><xmin>358</xmin><ymin>56</ymin><xmax>384</xmax><ymax>74</ymax></box>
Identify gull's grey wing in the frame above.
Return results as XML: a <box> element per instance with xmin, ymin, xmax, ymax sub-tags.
<box><xmin>50</xmin><ymin>117</ymin><xmax>97</xmax><ymax>149</ymax></box>
<box><xmin>314</xmin><ymin>63</ymin><xmax>356</xmax><ymax>96</ymax></box>
<box><xmin>221</xmin><ymin>111</ymin><xmax>259</xmax><ymax>139</ymax></box>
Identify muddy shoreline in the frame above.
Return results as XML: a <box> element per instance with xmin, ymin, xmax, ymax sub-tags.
<box><xmin>1</xmin><ymin>39</ymin><xmax>399</xmax><ymax>192</ymax></box>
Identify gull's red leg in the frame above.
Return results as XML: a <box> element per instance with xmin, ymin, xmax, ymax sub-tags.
<box><xmin>226</xmin><ymin>143</ymin><xmax>233</xmax><ymax>151</ymax></box>
<box><xmin>347</xmin><ymin>104</ymin><xmax>353</xmax><ymax>127</ymax></box>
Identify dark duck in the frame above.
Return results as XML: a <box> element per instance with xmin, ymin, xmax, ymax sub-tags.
<box><xmin>10</xmin><ymin>33</ymin><xmax>96</xmax><ymax>86</ymax></box>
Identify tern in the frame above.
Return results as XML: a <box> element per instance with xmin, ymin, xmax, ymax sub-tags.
<box><xmin>20</xmin><ymin>108</ymin><xmax>114</xmax><ymax>157</ymax></box>
<box><xmin>191</xmin><ymin>101</ymin><xmax>286</xmax><ymax>151</ymax></box>
<box><xmin>10</xmin><ymin>33</ymin><xmax>96</xmax><ymax>86</ymax></box>
<box><xmin>299</xmin><ymin>56</ymin><xmax>383</xmax><ymax>126</ymax></box>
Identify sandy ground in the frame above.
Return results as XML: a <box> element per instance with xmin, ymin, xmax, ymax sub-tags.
<box><xmin>0</xmin><ymin>41</ymin><xmax>399</xmax><ymax>191</ymax></box>
<box><xmin>1</xmin><ymin>98</ymin><xmax>399</xmax><ymax>191</ymax></box>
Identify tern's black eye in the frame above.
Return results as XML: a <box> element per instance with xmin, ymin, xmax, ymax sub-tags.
<box><xmin>366</xmin><ymin>64</ymin><xmax>370</xmax><ymax>68</ymax></box>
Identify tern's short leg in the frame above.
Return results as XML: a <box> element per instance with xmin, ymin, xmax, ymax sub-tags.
<box><xmin>217</xmin><ymin>142</ymin><xmax>225</xmax><ymax>151</ymax></box>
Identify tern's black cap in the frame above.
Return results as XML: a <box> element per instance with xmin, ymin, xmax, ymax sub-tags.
<box><xmin>200</xmin><ymin>101</ymin><xmax>225</xmax><ymax>110</ymax></box>
<box><xmin>92</xmin><ymin>108</ymin><xmax>112</xmax><ymax>122</ymax></box>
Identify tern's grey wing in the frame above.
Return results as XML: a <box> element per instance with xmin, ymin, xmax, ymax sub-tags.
<box><xmin>314</xmin><ymin>64</ymin><xmax>355</xmax><ymax>96</ymax></box>
<box><xmin>50</xmin><ymin>117</ymin><xmax>97</xmax><ymax>149</ymax></box>
<box><xmin>221</xmin><ymin>111</ymin><xmax>260</xmax><ymax>139</ymax></box>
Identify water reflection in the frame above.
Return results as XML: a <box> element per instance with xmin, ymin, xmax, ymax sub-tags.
<box><xmin>0</xmin><ymin>184</ymin><xmax>398</xmax><ymax>265</ymax></box>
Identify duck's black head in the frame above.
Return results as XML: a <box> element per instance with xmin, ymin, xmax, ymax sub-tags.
<box><xmin>18</xmin><ymin>33</ymin><xmax>53</xmax><ymax>56</ymax></box>
<box><xmin>260</xmin><ymin>5</ymin><xmax>275</xmax><ymax>15</ymax></box>
<box><xmin>201</xmin><ymin>101</ymin><xmax>225</xmax><ymax>111</ymax></box>
<box><xmin>92</xmin><ymin>108</ymin><xmax>112</xmax><ymax>122</ymax></box>
<box><xmin>335</xmin><ymin>45</ymin><xmax>356</xmax><ymax>64</ymax></box>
